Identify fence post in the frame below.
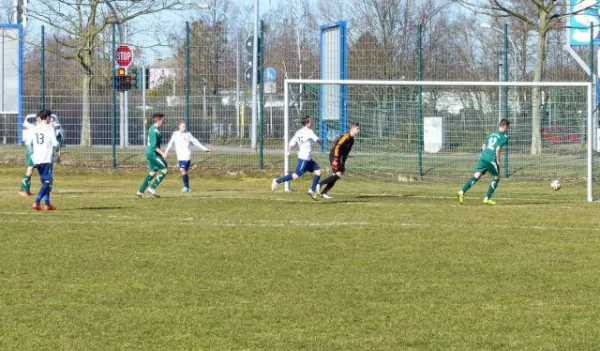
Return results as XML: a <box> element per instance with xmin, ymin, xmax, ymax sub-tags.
<box><xmin>417</xmin><ymin>24</ymin><xmax>423</xmax><ymax>180</ymax></box>
<box><xmin>259</xmin><ymin>20</ymin><xmax>264</xmax><ymax>170</ymax></box>
<box><xmin>111</xmin><ymin>24</ymin><xmax>117</xmax><ymax>169</ymax></box>
<box><xmin>504</xmin><ymin>23</ymin><xmax>509</xmax><ymax>178</ymax></box>
<box><xmin>185</xmin><ymin>22</ymin><xmax>190</xmax><ymax>127</ymax></box>
<box><xmin>40</xmin><ymin>25</ymin><xmax>45</xmax><ymax>110</ymax></box>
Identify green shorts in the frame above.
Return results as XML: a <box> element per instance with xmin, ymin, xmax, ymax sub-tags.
<box><xmin>26</xmin><ymin>151</ymin><xmax>34</xmax><ymax>167</ymax></box>
<box><xmin>474</xmin><ymin>159</ymin><xmax>499</xmax><ymax>177</ymax></box>
<box><xmin>146</xmin><ymin>154</ymin><xmax>168</xmax><ymax>171</ymax></box>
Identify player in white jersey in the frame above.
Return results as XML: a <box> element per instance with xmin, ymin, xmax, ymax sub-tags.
<box><xmin>24</xmin><ymin>109</ymin><xmax>59</xmax><ymax>211</ymax></box>
<box><xmin>165</xmin><ymin>120</ymin><xmax>211</xmax><ymax>192</ymax></box>
<box><xmin>271</xmin><ymin>115</ymin><xmax>321</xmax><ymax>200</ymax></box>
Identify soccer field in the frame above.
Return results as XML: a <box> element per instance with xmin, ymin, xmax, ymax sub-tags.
<box><xmin>1</xmin><ymin>166</ymin><xmax>600</xmax><ymax>350</ymax></box>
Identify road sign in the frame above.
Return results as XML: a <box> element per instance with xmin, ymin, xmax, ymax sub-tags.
<box><xmin>265</xmin><ymin>82</ymin><xmax>276</xmax><ymax>94</ymax></box>
<box><xmin>115</xmin><ymin>45</ymin><xmax>133</xmax><ymax>67</ymax></box>
<box><xmin>264</xmin><ymin>67</ymin><xmax>276</xmax><ymax>82</ymax></box>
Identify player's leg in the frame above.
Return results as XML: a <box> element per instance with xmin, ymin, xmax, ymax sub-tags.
<box><xmin>179</xmin><ymin>160</ymin><xmax>191</xmax><ymax>191</ymax></box>
<box><xmin>320</xmin><ymin>173</ymin><xmax>341</xmax><ymax>196</ymax></box>
<box><xmin>149</xmin><ymin>155</ymin><xmax>168</xmax><ymax>194</ymax></box>
<box><xmin>483</xmin><ymin>161</ymin><xmax>500</xmax><ymax>205</ymax></box>
<box><xmin>272</xmin><ymin>159</ymin><xmax>304</xmax><ymax>192</ymax></box>
<box><xmin>20</xmin><ymin>166</ymin><xmax>34</xmax><ymax>196</ymax></box>
<box><xmin>139</xmin><ymin>157</ymin><xmax>158</xmax><ymax>195</ymax></box>
<box><xmin>20</xmin><ymin>151</ymin><xmax>35</xmax><ymax>196</ymax></box>
<box><xmin>457</xmin><ymin>162</ymin><xmax>485</xmax><ymax>204</ymax></box>
<box><xmin>33</xmin><ymin>164</ymin><xmax>53</xmax><ymax>210</ymax></box>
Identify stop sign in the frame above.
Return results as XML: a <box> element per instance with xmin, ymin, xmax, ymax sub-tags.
<box><xmin>115</xmin><ymin>45</ymin><xmax>133</xmax><ymax>67</ymax></box>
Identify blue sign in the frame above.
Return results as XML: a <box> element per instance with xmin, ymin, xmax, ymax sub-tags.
<box><xmin>569</xmin><ymin>0</ymin><xmax>600</xmax><ymax>46</ymax></box>
<box><xmin>264</xmin><ymin>67</ymin><xmax>276</xmax><ymax>82</ymax></box>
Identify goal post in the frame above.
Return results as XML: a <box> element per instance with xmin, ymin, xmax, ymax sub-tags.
<box><xmin>283</xmin><ymin>79</ymin><xmax>594</xmax><ymax>202</ymax></box>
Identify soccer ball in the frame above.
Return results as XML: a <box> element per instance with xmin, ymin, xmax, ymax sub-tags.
<box><xmin>551</xmin><ymin>179</ymin><xmax>561</xmax><ymax>191</ymax></box>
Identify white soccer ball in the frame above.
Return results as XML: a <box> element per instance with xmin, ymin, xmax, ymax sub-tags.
<box><xmin>551</xmin><ymin>179</ymin><xmax>561</xmax><ymax>191</ymax></box>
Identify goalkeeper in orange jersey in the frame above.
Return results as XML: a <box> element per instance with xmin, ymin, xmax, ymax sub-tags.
<box><xmin>316</xmin><ymin>122</ymin><xmax>360</xmax><ymax>199</ymax></box>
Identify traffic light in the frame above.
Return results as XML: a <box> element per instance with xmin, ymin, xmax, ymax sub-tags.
<box><xmin>115</xmin><ymin>67</ymin><xmax>132</xmax><ymax>91</ymax></box>
<box><xmin>131</xmin><ymin>68</ymin><xmax>143</xmax><ymax>89</ymax></box>
<box><xmin>245</xmin><ymin>36</ymin><xmax>261</xmax><ymax>87</ymax></box>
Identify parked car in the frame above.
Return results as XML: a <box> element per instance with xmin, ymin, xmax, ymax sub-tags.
<box><xmin>542</xmin><ymin>126</ymin><xmax>582</xmax><ymax>144</ymax></box>
<box><xmin>22</xmin><ymin>113</ymin><xmax>65</xmax><ymax>145</ymax></box>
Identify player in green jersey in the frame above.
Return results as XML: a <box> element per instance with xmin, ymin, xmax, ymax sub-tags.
<box><xmin>457</xmin><ymin>119</ymin><xmax>510</xmax><ymax>206</ymax></box>
<box><xmin>137</xmin><ymin>113</ymin><xmax>169</xmax><ymax>198</ymax></box>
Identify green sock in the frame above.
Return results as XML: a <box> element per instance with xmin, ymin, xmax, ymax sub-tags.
<box><xmin>139</xmin><ymin>174</ymin><xmax>154</xmax><ymax>192</ymax></box>
<box><xmin>21</xmin><ymin>175</ymin><xmax>31</xmax><ymax>192</ymax></box>
<box><xmin>461</xmin><ymin>176</ymin><xmax>478</xmax><ymax>194</ymax></box>
<box><xmin>151</xmin><ymin>172</ymin><xmax>166</xmax><ymax>189</ymax></box>
<box><xmin>486</xmin><ymin>179</ymin><xmax>499</xmax><ymax>199</ymax></box>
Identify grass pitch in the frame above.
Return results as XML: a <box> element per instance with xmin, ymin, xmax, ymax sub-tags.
<box><xmin>1</xmin><ymin>166</ymin><xmax>600</xmax><ymax>350</ymax></box>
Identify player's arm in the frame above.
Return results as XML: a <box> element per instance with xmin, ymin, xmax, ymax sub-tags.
<box><xmin>334</xmin><ymin>134</ymin><xmax>349</xmax><ymax>162</ymax></box>
<box><xmin>50</xmin><ymin>131</ymin><xmax>60</xmax><ymax>163</ymax></box>
<box><xmin>481</xmin><ymin>143</ymin><xmax>486</xmax><ymax>151</ymax></box>
<box><xmin>164</xmin><ymin>132</ymin><xmax>176</xmax><ymax>154</ymax></box>
<box><xmin>189</xmin><ymin>134</ymin><xmax>211</xmax><ymax>153</ymax></box>
<box><xmin>496</xmin><ymin>146</ymin><xmax>502</xmax><ymax>166</ymax></box>
<box><xmin>287</xmin><ymin>132</ymin><xmax>299</xmax><ymax>156</ymax></box>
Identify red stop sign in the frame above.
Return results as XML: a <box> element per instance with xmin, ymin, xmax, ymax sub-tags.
<box><xmin>115</xmin><ymin>45</ymin><xmax>133</xmax><ymax>67</ymax></box>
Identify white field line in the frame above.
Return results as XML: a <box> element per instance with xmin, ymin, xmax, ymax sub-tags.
<box><xmin>1</xmin><ymin>214</ymin><xmax>600</xmax><ymax>232</ymax></box>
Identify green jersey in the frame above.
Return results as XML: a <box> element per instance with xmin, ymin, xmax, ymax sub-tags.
<box><xmin>146</xmin><ymin>125</ymin><xmax>162</xmax><ymax>157</ymax></box>
<box><xmin>480</xmin><ymin>130</ymin><xmax>508</xmax><ymax>162</ymax></box>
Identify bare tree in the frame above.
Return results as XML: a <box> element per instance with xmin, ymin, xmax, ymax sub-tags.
<box><xmin>27</xmin><ymin>0</ymin><xmax>189</xmax><ymax>146</ymax></box>
<box><xmin>453</xmin><ymin>0</ymin><xmax>594</xmax><ymax>155</ymax></box>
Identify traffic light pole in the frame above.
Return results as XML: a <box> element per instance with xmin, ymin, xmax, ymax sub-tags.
<box><xmin>250</xmin><ymin>0</ymin><xmax>259</xmax><ymax>150</ymax></box>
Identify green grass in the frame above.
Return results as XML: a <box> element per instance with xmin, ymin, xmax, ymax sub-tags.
<box><xmin>1</xmin><ymin>165</ymin><xmax>600</xmax><ymax>350</ymax></box>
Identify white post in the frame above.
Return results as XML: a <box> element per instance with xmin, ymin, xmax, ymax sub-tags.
<box><xmin>588</xmin><ymin>83</ymin><xmax>593</xmax><ymax>202</ymax></box>
<box><xmin>250</xmin><ymin>0</ymin><xmax>259</xmax><ymax>150</ymax></box>
<box><xmin>236</xmin><ymin>36</ymin><xmax>240</xmax><ymax>138</ymax></box>
<box><xmin>119</xmin><ymin>91</ymin><xmax>125</xmax><ymax>148</ymax></box>
<box><xmin>284</xmin><ymin>81</ymin><xmax>290</xmax><ymax>192</ymax></box>
<box><xmin>142</xmin><ymin>65</ymin><xmax>147</xmax><ymax>144</ymax></box>
<box><xmin>498</xmin><ymin>61</ymin><xmax>502</xmax><ymax>123</ymax></box>
<box><xmin>124</xmin><ymin>90</ymin><xmax>129</xmax><ymax>147</ymax></box>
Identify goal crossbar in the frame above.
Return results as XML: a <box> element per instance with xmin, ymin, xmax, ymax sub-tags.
<box><xmin>282</xmin><ymin>79</ymin><xmax>594</xmax><ymax>202</ymax></box>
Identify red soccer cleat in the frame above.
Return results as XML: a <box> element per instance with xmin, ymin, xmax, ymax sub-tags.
<box><xmin>44</xmin><ymin>205</ymin><xmax>57</xmax><ymax>211</ymax></box>
<box><xmin>32</xmin><ymin>203</ymin><xmax>41</xmax><ymax>211</ymax></box>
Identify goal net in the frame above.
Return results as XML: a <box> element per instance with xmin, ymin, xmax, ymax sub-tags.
<box><xmin>282</xmin><ymin>79</ymin><xmax>595</xmax><ymax>202</ymax></box>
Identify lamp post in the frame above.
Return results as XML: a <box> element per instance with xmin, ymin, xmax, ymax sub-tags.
<box><xmin>480</xmin><ymin>23</ymin><xmax>519</xmax><ymax>80</ymax></box>
<box><xmin>198</xmin><ymin>3</ymin><xmax>241</xmax><ymax>138</ymax></box>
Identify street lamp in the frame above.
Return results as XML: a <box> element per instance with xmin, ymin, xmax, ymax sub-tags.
<box><xmin>198</xmin><ymin>3</ymin><xmax>241</xmax><ymax>138</ymax></box>
<box><xmin>480</xmin><ymin>23</ymin><xmax>519</xmax><ymax>80</ymax></box>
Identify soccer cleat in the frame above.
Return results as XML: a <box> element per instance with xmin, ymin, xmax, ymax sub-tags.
<box><xmin>44</xmin><ymin>205</ymin><xmax>57</xmax><ymax>211</ymax></box>
<box><xmin>182</xmin><ymin>187</ymin><xmax>190</xmax><ymax>192</ymax></box>
<box><xmin>483</xmin><ymin>197</ymin><xmax>496</xmax><ymax>206</ymax></box>
<box><xmin>148</xmin><ymin>188</ymin><xmax>160</xmax><ymax>198</ymax></box>
<box><xmin>32</xmin><ymin>203</ymin><xmax>41</xmax><ymax>211</ymax></box>
<box><xmin>19</xmin><ymin>191</ymin><xmax>32</xmax><ymax>197</ymax></box>
<box><xmin>316</xmin><ymin>184</ymin><xmax>321</xmax><ymax>195</ymax></box>
<box><xmin>321</xmin><ymin>193</ymin><xmax>332</xmax><ymax>199</ymax></box>
<box><xmin>307</xmin><ymin>189</ymin><xmax>318</xmax><ymax>201</ymax></box>
<box><xmin>136</xmin><ymin>191</ymin><xmax>144</xmax><ymax>198</ymax></box>
<box><xmin>457</xmin><ymin>191</ymin><xmax>464</xmax><ymax>205</ymax></box>
<box><xmin>271</xmin><ymin>179</ymin><xmax>278</xmax><ymax>192</ymax></box>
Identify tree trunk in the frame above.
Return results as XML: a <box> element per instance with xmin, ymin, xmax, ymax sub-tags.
<box><xmin>531</xmin><ymin>20</ymin><xmax>548</xmax><ymax>155</ymax></box>
<box><xmin>80</xmin><ymin>74</ymin><xmax>92</xmax><ymax>146</ymax></box>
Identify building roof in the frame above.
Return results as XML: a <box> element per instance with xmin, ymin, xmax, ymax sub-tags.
<box><xmin>150</xmin><ymin>57</ymin><xmax>179</xmax><ymax>69</ymax></box>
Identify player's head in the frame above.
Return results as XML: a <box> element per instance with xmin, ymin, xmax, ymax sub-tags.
<box><xmin>153</xmin><ymin>113</ymin><xmax>165</xmax><ymax>127</ymax></box>
<box><xmin>38</xmin><ymin>109</ymin><xmax>52</xmax><ymax>123</ymax></box>
<box><xmin>301</xmin><ymin>115</ymin><xmax>311</xmax><ymax>128</ymax></box>
<box><xmin>178</xmin><ymin>120</ymin><xmax>186</xmax><ymax>132</ymax></box>
<box><xmin>499</xmin><ymin>118</ymin><xmax>510</xmax><ymax>132</ymax></box>
<box><xmin>349</xmin><ymin>122</ymin><xmax>360</xmax><ymax>137</ymax></box>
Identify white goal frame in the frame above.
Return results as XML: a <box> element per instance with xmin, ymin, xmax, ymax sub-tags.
<box><xmin>283</xmin><ymin>79</ymin><xmax>594</xmax><ymax>202</ymax></box>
